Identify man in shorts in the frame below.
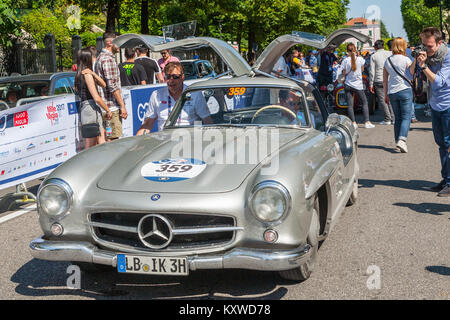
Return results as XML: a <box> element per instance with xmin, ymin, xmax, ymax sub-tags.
<box><xmin>95</xmin><ymin>32</ymin><xmax>128</xmax><ymax>140</ymax></box>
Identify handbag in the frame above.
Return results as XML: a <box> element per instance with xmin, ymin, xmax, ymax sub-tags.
<box><xmin>81</xmin><ymin>122</ymin><xmax>100</xmax><ymax>138</ymax></box>
<box><xmin>81</xmin><ymin>101</ymin><xmax>100</xmax><ymax>138</ymax></box>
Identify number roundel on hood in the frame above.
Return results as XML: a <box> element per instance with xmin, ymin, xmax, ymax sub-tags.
<box><xmin>141</xmin><ymin>158</ymin><xmax>207</xmax><ymax>182</ymax></box>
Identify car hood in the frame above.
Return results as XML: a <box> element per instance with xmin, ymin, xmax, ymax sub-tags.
<box><xmin>97</xmin><ymin>127</ymin><xmax>305</xmax><ymax>193</ymax></box>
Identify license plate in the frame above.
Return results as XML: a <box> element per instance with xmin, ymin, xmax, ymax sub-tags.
<box><xmin>116</xmin><ymin>254</ymin><xmax>189</xmax><ymax>276</ymax></box>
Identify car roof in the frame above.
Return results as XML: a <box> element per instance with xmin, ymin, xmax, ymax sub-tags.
<box><xmin>186</xmin><ymin>75</ymin><xmax>312</xmax><ymax>91</ymax></box>
<box><xmin>0</xmin><ymin>72</ymin><xmax>75</xmax><ymax>83</ymax></box>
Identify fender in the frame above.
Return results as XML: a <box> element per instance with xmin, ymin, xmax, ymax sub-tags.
<box><xmin>305</xmin><ymin>156</ymin><xmax>340</xmax><ymax>199</ymax></box>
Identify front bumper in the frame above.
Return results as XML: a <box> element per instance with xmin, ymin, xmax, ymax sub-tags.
<box><xmin>30</xmin><ymin>236</ymin><xmax>311</xmax><ymax>272</ymax></box>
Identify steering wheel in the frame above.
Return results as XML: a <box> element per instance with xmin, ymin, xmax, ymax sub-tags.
<box><xmin>251</xmin><ymin>105</ymin><xmax>300</xmax><ymax>125</ymax></box>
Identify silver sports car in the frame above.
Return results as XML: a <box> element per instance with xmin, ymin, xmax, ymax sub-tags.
<box><xmin>30</xmin><ymin>29</ymin><xmax>367</xmax><ymax>281</ymax></box>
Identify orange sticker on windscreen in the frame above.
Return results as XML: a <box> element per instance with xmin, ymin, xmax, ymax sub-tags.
<box><xmin>228</xmin><ymin>87</ymin><xmax>246</xmax><ymax>96</ymax></box>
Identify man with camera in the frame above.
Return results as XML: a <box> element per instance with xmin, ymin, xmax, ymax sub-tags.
<box><xmin>407</xmin><ymin>27</ymin><xmax>450</xmax><ymax>197</ymax></box>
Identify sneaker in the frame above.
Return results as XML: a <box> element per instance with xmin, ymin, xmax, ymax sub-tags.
<box><xmin>396</xmin><ymin>140</ymin><xmax>408</xmax><ymax>153</ymax></box>
<box><xmin>353</xmin><ymin>122</ymin><xmax>358</xmax><ymax>129</ymax></box>
<box><xmin>364</xmin><ymin>122</ymin><xmax>375</xmax><ymax>129</ymax></box>
<box><xmin>430</xmin><ymin>180</ymin><xmax>446</xmax><ymax>192</ymax></box>
<box><xmin>379</xmin><ymin>121</ymin><xmax>391</xmax><ymax>125</ymax></box>
<box><xmin>437</xmin><ymin>185</ymin><xmax>450</xmax><ymax>197</ymax></box>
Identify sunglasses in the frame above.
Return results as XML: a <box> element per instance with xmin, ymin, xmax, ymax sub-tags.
<box><xmin>165</xmin><ymin>74</ymin><xmax>183</xmax><ymax>80</ymax></box>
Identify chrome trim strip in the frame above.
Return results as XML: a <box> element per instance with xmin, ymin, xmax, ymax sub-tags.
<box><xmin>172</xmin><ymin>226</ymin><xmax>244</xmax><ymax>235</ymax></box>
<box><xmin>87</xmin><ymin>222</ymin><xmax>242</xmax><ymax>235</ymax></box>
<box><xmin>30</xmin><ymin>236</ymin><xmax>311</xmax><ymax>272</ymax></box>
<box><xmin>87</xmin><ymin>222</ymin><xmax>138</xmax><ymax>233</ymax></box>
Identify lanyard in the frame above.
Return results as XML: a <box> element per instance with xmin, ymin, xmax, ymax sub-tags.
<box><xmin>167</xmin><ymin>95</ymin><xmax>181</xmax><ymax>124</ymax></box>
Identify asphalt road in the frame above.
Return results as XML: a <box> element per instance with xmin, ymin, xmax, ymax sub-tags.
<box><xmin>0</xmin><ymin>108</ymin><xmax>448</xmax><ymax>300</ymax></box>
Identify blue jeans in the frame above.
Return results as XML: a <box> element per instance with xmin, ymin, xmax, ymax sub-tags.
<box><xmin>431</xmin><ymin>108</ymin><xmax>450</xmax><ymax>186</ymax></box>
<box><xmin>389</xmin><ymin>88</ymin><xmax>413</xmax><ymax>142</ymax></box>
<box><xmin>411</xmin><ymin>102</ymin><xmax>416</xmax><ymax>120</ymax></box>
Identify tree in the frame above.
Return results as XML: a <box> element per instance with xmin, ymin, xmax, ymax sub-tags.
<box><xmin>401</xmin><ymin>0</ymin><xmax>442</xmax><ymax>44</ymax></box>
<box><xmin>141</xmin><ymin>0</ymin><xmax>149</xmax><ymax>34</ymax></box>
<box><xmin>0</xmin><ymin>1</ymin><xmax>21</xmax><ymax>49</ymax></box>
<box><xmin>106</xmin><ymin>0</ymin><xmax>119</xmax><ymax>33</ymax></box>
<box><xmin>380</xmin><ymin>20</ymin><xmax>390</xmax><ymax>39</ymax></box>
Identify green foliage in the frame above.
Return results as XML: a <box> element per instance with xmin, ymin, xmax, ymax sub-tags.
<box><xmin>401</xmin><ymin>0</ymin><xmax>442</xmax><ymax>44</ymax></box>
<box><xmin>21</xmin><ymin>8</ymin><xmax>71</xmax><ymax>48</ymax></box>
<box><xmin>0</xmin><ymin>0</ymin><xmax>21</xmax><ymax>48</ymax></box>
<box><xmin>80</xmin><ymin>31</ymin><xmax>103</xmax><ymax>47</ymax></box>
<box><xmin>380</xmin><ymin>21</ymin><xmax>390</xmax><ymax>39</ymax></box>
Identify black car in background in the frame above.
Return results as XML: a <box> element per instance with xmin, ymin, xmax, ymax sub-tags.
<box><xmin>0</xmin><ymin>72</ymin><xmax>75</xmax><ymax>110</ymax></box>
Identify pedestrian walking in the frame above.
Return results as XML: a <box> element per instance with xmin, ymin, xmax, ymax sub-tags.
<box><xmin>75</xmin><ymin>48</ymin><xmax>112</xmax><ymax>149</ymax></box>
<box><xmin>342</xmin><ymin>43</ymin><xmax>374</xmax><ymax>129</ymax></box>
<box><xmin>118</xmin><ymin>48</ymin><xmax>147</xmax><ymax>86</ymax></box>
<box><xmin>406</xmin><ymin>27</ymin><xmax>450</xmax><ymax>196</ymax></box>
<box><xmin>95</xmin><ymin>32</ymin><xmax>128</xmax><ymax>141</ymax></box>
<box><xmin>369</xmin><ymin>39</ymin><xmax>395</xmax><ymax>125</ymax></box>
<box><xmin>383</xmin><ymin>37</ymin><xmax>414</xmax><ymax>153</ymax></box>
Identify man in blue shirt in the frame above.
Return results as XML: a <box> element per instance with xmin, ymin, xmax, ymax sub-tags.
<box><xmin>407</xmin><ymin>27</ymin><xmax>450</xmax><ymax>196</ymax></box>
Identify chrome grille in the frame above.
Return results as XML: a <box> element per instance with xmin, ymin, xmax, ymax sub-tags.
<box><xmin>89</xmin><ymin>212</ymin><xmax>240</xmax><ymax>251</ymax></box>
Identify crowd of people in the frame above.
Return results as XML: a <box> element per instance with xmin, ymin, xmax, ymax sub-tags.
<box><xmin>275</xmin><ymin>27</ymin><xmax>448</xmax><ymax>197</ymax></box>
<box><xmin>75</xmin><ymin>32</ymin><xmax>181</xmax><ymax>149</ymax></box>
<box><xmin>75</xmin><ymin>28</ymin><xmax>449</xmax><ymax>197</ymax></box>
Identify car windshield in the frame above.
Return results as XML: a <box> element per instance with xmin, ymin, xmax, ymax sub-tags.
<box><xmin>0</xmin><ymin>80</ymin><xmax>51</xmax><ymax>108</ymax></box>
<box><xmin>166</xmin><ymin>86</ymin><xmax>311</xmax><ymax>129</ymax></box>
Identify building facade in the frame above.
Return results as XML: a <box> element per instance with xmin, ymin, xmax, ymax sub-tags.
<box><xmin>344</xmin><ymin>17</ymin><xmax>381</xmax><ymax>52</ymax></box>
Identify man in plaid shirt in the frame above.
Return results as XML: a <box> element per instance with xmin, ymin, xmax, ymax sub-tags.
<box><xmin>95</xmin><ymin>32</ymin><xmax>128</xmax><ymax>140</ymax></box>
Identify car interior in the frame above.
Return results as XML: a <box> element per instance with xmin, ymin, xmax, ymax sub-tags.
<box><xmin>172</xmin><ymin>86</ymin><xmax>325</xmax><ymax>130</ymax></box>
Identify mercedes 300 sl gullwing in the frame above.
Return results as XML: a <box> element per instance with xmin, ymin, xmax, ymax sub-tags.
<box><xmin>30</xmin><ymin>29</ymin><xmax>367</xmax><ymax>281</ymax></box>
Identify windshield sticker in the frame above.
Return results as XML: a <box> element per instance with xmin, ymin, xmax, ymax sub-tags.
<box><xmin>141</xmin><ymin>158</ymin><xmax>207</xmax><ymax>182</ymax></box>
<box><xmin>228</xmin><ymin>87</ymin><xmax>246</xmax><ymax>96</ymax></box>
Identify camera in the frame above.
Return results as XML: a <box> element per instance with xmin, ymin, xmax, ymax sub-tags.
<box><xmin>411</xmin><ymin>44</ymin><xmax>426</xmax><ymax>58</ymax></box>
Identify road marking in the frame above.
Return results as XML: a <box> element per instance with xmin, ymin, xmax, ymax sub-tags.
<box><xmin>0</xmin><ymin>205</ymin><xmax>37</xmax><ymax>225</ymax></box>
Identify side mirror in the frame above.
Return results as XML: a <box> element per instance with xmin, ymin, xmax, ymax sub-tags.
<box><xmin>325</xmin><ymin>113</ymin><xmax>341</xmax><ymax>135</ymax></box>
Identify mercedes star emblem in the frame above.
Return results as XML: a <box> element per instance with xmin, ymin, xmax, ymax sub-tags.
<box><xmin>138</xmin><ymin>214</ymin><xmax>173</xmax><ymax>249</ymax></box>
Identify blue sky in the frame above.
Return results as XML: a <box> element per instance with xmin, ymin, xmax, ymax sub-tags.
<box><xmin>347</xmin><ymin>0</ymin><xmax>408</xmax><ymax>40</ymax></box>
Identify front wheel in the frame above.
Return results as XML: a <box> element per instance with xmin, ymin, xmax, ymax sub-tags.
<box><xmin>279</xmin><ymin>196</ymin><xmax>320</xmax><ymax>282</ymax></box>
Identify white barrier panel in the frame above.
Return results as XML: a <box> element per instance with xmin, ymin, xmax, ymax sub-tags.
<box><xmin>0</xmin><ymin>94</ymin><xmax>81</xmax><ymax>190</ymax></box>
<box><xmin>0</xmin><ymin>80</ymin><xmax>202</xmax><ymax>190</ymax></box>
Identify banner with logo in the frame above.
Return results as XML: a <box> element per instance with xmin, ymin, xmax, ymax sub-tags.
<box><xmin>0</xmin><ymin>95</ymin><xmax>81</xmax><ymax>190</ymax></box>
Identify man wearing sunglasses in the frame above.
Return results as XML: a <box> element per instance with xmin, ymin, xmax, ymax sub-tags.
<box><xmin>158</xmin><ymin>49</ymin><xmax>180</xmax><ymax>79</ymax></box>
<box><xmin>137</xmin><ymin>62</ymin><xmax>212</xmax><ymax>135</ymax></box>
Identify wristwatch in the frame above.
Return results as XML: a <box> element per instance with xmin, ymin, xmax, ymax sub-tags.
<box><xmin>420</xmin><ymin>65</ymin><xmax>428</xmax><ymax>72</ymax></box>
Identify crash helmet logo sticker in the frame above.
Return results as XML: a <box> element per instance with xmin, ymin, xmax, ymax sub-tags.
<box><xmin>141</xmin><ymin>158</ymin><xmax>207</xmax><ymax>182</ymax></box>
<box><xmin>138</xmin><ymin>214</ymin><xmax>173</xmax><ymax>249</ymax></box>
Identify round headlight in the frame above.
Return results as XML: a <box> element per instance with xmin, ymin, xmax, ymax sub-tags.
<box><xmin>38</xmin><ymin>179</ymin><xmax>72</xmax><ymax>217</ymax></box>
<box><xmin>249</xmin><ymin>181</ymin><xmax>291</xmax><ymax>223</ymax></box>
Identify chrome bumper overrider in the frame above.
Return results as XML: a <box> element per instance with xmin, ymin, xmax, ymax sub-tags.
<box><xmin>30</xmin><ymin>237</ymin><xmax>311</xmax><ymax>272</ymax></box>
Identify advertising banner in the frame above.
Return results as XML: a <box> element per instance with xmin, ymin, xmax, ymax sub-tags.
<box><xmin>0</xmin><ymin>95</ymin><xmax>81</xmax><ymax>190</ymax></box>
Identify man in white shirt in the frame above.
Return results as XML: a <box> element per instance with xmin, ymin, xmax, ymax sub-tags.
<box><xmin>137</xmin><ymin>62</ymin><xmax>212</xmax><ymax>134</ymax></box>
<box><xmin>369</xmin><ymin>40</ymin><xmax>394</xmax><ymax>125</ymax></box>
